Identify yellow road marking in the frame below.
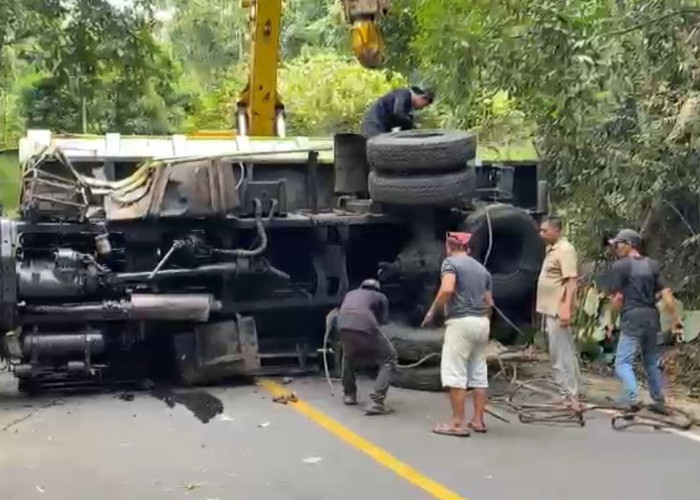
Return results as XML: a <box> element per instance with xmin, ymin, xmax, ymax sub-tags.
<box><xmin>259</xmin><ymin>379</ymin><xmax>467</xmax><ymax>500</ymax></box>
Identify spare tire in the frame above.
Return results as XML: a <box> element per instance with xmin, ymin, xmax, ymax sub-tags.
<box><xmin>391</xmin><ymin>366</ymin><xmax>442</xmax><ymax>392</ymax></box>
<box><xmin>383</xmin><ymin>324</ymin><xmax>443</xmax><ymax>363</ymax></box>
<box><xmin>367</xmin><ymin>130</ymin><xmax>476</xmax><ymax>173</ymax></box>
<box><xmin>462</xmin><ymin>204</ymin><xmax>544</xmax><ymax>304</ymax></box>
<box><xmin>368</xmin><ymin>168</ymin><xmax>476</xmax><ymax>206</ymax></box>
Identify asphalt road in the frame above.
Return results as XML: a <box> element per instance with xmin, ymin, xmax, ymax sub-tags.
<box><xmin>1</xmin><ymin>374</ymin><xmax>699</xmax><ymax>500</ymax></box>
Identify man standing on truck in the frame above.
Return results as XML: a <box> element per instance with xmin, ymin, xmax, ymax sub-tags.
<box><xmin>361</xmin><ymin>86</ymin><xmax>435</xmax><ymax>138</ymax></box>
<box><xmin>606</xmin><ymin>229</ymin><xmax>683</xmax><ymax>413</ymax></box>
<box><xmin>335</xmin><ymin>279</ymin><xmax>397</xmax><ymax>415</ymax></box>
<box><xmin>537</xmin><ymin>216</ymin><xmax>583</xmax><ymax>412</ymax></box>
<box><xmin>422</xmin><ymin>232</ymin><xmax>493</xmax><ymax>437</ymax></box>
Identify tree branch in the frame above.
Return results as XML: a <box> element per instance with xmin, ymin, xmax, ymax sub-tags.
<box><xmin>639</xmin><ymin>200</ymin><xmax>657</xmax><ymax>238</ymax></box>
<box><xmin>601</xmin><ymin>8</ymin><xmax>700</xmax><ymax>38</ymax></box>
<box><xmin>662</xmin><ymin>199</ymin><xmax>697</xmax><ymax>237</ymax></box>
<box><xmin>1</xmin><ymin>29</ymin><xmax>36</xmax><ymax>49</ymax></box>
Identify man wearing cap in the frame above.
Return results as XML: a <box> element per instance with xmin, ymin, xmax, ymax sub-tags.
<box><xmin>335</xmin><ymin>278</ymin><xmax>396</xmax><ymax>415</ymax></box>
<box><xmin>537</xmin><ymin>216</ymin><xmax>583</xmax><ymax>411</ymax></box>
<box><xmin>360</xmin><ymin>86</ymin><xmax>435</xmax><ymax>138</ymax></box>
<box><xmin>422</xmin><ymin>232</ymin><xmax>493</xmax><ymax>437</ymax></box>
<box><xmin>606</xmin><ymin>229</ymin><xmax>683</xmax><ymax>413</ymax></box>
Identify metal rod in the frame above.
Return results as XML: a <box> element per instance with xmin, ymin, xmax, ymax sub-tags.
<box><xmin>154</xmin><ymin>146</ymin><xmax>333</xmax><ymax>165</ymax></box>
<box><xmin>30</xmin><ymin>178</ymin><xmax>78</xmax><ymax>190</ymax></box>
<box><xmin>307</xmin><ymin>151</ymin><xmax>319</xmax><ymax>214</ymax></box>
<box><xmin>148</xmin><ymin>243</ymin><xmax>179</xmax><ymax>280</ymax></box>
<box><xmin>30</xmin><ymin>194</ymin><xmax>85</xmax><ymax>208</ymax></box>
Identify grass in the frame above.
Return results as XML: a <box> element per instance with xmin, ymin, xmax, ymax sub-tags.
<box><xmin>477</xmin><ymin>139</ymin><xmax>538</xmax><ymax>162</ymax></box>
<box><xmin>0</xmin><ymin>149</ymin><xmax>20</xmax><ymax>214</ymax></box>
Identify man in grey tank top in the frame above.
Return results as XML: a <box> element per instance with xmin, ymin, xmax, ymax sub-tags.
<box><xmin>422</xmin><ymin>232</ymin><xmax>493</xmax><ymax>437</ymax></box>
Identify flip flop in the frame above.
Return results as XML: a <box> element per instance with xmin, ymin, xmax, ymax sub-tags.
<box><xmin>467</xmin><ymin>422</ymin><xmax>488</xmax><ymax>434</ymax></box>
<box><xmin>432</xmin><ymin>423</ymin><xmax>470</xmax><ymax>437</ymax></box>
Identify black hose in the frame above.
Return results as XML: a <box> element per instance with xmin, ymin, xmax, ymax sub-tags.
<box><xmin>116</xmin><ymin>262</ymin><xmax>239</xmax><ymax>282</ymax></box>
<box><xmin>214</xmin><ymin>198</ymin><xmax>268</xmax><ymax>257</ymax></box>
<box><xmin>265</xmin><ymin>264</ymin><xmax>291</xmax><ymax>281</ymax></box>
<box><xmin>115</xmin><ymin>261</ymin><xmax>289</xmax><ymax>282</ymax></box>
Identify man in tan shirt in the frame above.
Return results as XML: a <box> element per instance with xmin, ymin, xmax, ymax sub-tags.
<box><xmin>536</xmin><ymin>216</ymin><xmax>583</xmax><ymax>410</ymax></box>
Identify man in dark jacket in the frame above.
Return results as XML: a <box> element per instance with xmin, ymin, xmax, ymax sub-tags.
<box><xmin>361</xmin><ymin>86</ymin><xmax>435</xmax><ymax>138</ymax></box>
<box><xmin>336</xmin><ymin>278</ymin><xmax>396</xmax><ymax>415</ymax></box>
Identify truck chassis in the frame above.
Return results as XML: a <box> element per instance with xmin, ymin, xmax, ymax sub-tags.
<box><xmin>0</xmin><ymin>131</ymin><xmax>545</xmax><ymax>391</ymax></box>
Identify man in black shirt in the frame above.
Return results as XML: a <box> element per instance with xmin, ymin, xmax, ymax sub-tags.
<box><xmin>361</xmin><ymin>86</ymin><xmax>435</xmax><ymax>138</ymax></box>
<box><xmin>606</xmin><ymin>229</ymin><xmax>683</xmax><ymax>412</ymax></box>
<box><xmin>335</xmin><ymin>279</ymin><xmax>396</xmax><ymax>415</ymax></box>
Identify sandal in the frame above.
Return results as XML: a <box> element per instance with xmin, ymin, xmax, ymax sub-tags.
<box><xmin>467</xmin><ymin>422</ymin><xmax>487</xmax><ymax>434</ymax></box>
<box><xmin>432</xmin><ymin>423</ymin><xmax>470</xmax><ymax>437</ymax></box>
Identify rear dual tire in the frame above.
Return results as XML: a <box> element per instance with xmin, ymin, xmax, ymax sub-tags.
<box><xmin>366</xmin><ymin>129</ymin><xmax>477</xmax><ymax>207</ymax></box>
<box><xmin>462</xmin><ymin>204</ymin><xmax>544</xmax><ymax>304</ymax></box>
<box><xmin>368</xmin><ymin>168</ymin><xmax>476</xmax><ymax>206</ymax></box>
<box><xmin>391</xmin><ymin>366</ymin><xmax>442</xmax><ymax>392</ymax></box>
<box><xmin>367</xmin><ymin>130</ymin><xmax>476</xmax><ymax>173</ymax></box>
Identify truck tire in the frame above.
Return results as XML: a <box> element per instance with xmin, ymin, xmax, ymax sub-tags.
<box><xmin>368</xmin><ymin>168</ymin><xmax>476</xmax><ymax>206</ymax></box>
<box><xmin>391</xmin><ymin>366</ymin><xmax>442</xmax><ymax>392</ymax></box>
<box><xmin>462</xmin><ymin>204</ymin><xmax>544</xmax><ymax>304</ymax></box>
<box><xmin>367</xmin><ymin>130</ymin><xmax>476</xmax><ymax>173</ymax></box>
<box><xmin>384</xmin><ymin>324</ymin><xmax>443</xmax><ymax>363</ymax></box>
<box><xmin>17</xmin><ymin>378</ymin><xmax>40</xmax><ymax>395</ymax></box>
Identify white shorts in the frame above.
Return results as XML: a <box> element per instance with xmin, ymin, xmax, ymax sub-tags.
<box><xmin>440</xmin><ymin>315</ymin><xmax>490</xmax><ymax>389</ymax></box>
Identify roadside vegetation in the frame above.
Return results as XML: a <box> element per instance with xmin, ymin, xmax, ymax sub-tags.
<box><xmin>2</xmin><ymin>0</ymin><xmax>700</xmax><ymax>306</ymax></box>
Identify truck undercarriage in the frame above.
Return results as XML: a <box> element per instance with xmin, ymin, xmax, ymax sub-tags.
<box><xmin>0</xmin><ymin>130</ymin><xmax>546</xmax><ymax>391</ymax></box>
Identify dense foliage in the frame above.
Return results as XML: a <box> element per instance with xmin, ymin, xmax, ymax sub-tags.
<box><xmin>3</xmin><ymin>0</ymin><xmax>700</xmax><ymax>302</ymax></box>
<box><xmin>383</xmin><ymin>0</ymin><xmax>700</xmax><ymax>302</ymax></box>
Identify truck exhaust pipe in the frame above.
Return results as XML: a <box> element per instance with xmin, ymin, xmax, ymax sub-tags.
<box><xmin>24</xmin><ymin>294</ymin><xmax>220</xmax><ymax>323</ymax></box>
<box><xmin>130</xmin><ymin>294</ymin><xmax>219</xmax><ymax>322</ymax></box>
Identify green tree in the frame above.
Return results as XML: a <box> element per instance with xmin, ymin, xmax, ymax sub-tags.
<box><xmin>385</xmin><ymin>0</ymin><xmax>700</xmax><ymax>300</ymax></box>
<box><xmin>23</xmin><ymin>0</ymin><xmax>193</xmax><ymax>135</ymax></box>
<box><xmin>0</xmin><ymin>0</ymin><xmax>63</xmax><ymax>147</ymax></box>
<box><xmin>280</xmin><ymin>49</ymin><xmax>405</xmax><ymax>135</ymax></box>
<box><xmin>281</xmin><ymin>0</ymin><xmax>346</xmax><ymax>60</ymax></box>
<box><xmin>182</xmin><ymin>63</ymin><xmax>247</xmax><ymax>132</ymax></box>
<box><xmin>0</xmin><ymin>0</ymin><xmax>63</xmax><ymax>58</ymax></box>
<box><xmin>166</xmin><ymin>0</ymin><xmax>248</xmax><ymax>88</ymax></box>
<box><xmin>182</xmin><ymin>49</ymin><xmax>405</xmax><ymax>135</ymax></box>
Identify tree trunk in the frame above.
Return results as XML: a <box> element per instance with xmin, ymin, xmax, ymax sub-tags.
<box><xmin>81</xmin><ymin>96</ymin><xmax>87</xmax><ymax>134</ymax></box>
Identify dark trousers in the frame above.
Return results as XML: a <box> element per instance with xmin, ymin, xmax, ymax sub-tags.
<box><xmin>340</xmin><ymin>328</ymin><xmax>397</xmax><ymax>403</ymax></box>
<box><xmin>360</xmin><ymin>119</ymin><xmax>387</xmax><ymax>139</ymax></box>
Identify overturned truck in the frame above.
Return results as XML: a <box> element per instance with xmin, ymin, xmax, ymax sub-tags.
<box><xmin>0</xmin><ymin>130</ymin><xmax>546</xmax><ymax>391</ymax></box>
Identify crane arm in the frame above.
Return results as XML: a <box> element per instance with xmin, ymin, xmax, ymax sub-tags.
<box><xmin>237</xmin><ymin>0</ymin><xmax>284</xmax><ymax>137</ymax></box>
<box><xmin>237</xmin><ymin>0</ymin><xmax>390</xmax><ymax>137</ymax></box>
<box><xmin>342</xmin><ymin>0</ymin><xmax>390</xmax><ymax>69</ymax></box>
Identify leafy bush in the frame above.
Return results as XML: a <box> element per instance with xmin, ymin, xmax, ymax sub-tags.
<box><xmin>384</xmin><ymin>0</ymin><xmax>700</xmax><ymax>304</ymax></box>
<box><xmin>279</xmin><ymin>49</ymin><xmax>406</xmax><ymax>135</ymax></box>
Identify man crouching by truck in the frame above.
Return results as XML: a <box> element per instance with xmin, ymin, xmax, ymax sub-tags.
<box><xmin>336</xmin><ymin>279</ymin><xmax>397</xmax><ymax>415</ymax></box>
<box><xmin>422</xmin><ymin>232</ymin><xmax>493</xmax><ymax>437</ymax></box>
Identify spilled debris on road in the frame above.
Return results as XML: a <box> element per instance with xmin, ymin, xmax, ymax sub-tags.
<box><xmin>150</xmin><ymin>386</ymin><xmax>224</xmax><ymax>423</ymax></box>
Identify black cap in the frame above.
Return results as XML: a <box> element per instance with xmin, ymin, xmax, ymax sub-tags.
<box><xmin>410</xmin><ymin>86</ymin><xmax>436</xmax><ymax>103</ymax></box>
<box><xmin>609</xmin><ymin>229</ymin><xmax>642</xmax><ymax>248</ymax></box>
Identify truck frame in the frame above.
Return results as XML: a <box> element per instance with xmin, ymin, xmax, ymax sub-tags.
<box><xmin>0</xmin><ymin>129</ymin><xmax>546</xmax><ymax>391</ymax></box>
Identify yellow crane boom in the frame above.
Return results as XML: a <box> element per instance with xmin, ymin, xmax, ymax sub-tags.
<box><xmin>237</xmin><ymin>0</ymin><xmax>389</xmax><ymax>137</ymax></box>
<box><xmin>345</xmin><ymin>0</ymin><xmax>390</xmax><ymax>68</ymax></box>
